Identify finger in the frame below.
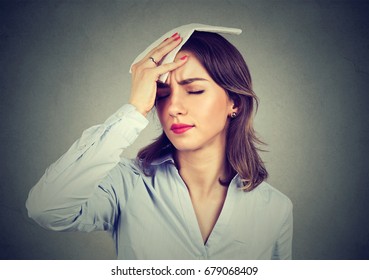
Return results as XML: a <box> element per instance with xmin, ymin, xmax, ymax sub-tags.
<box><xmin>144</xmin><ymin>32</ymin><xmax>180</xmax><ymax>58</ymax></box>
<box><xmin>153</xmin><ymin>55</ymin><xmax>188</xmax><ymax>77</ymax></box>
<box><xmin>149</xmin><ymin>32</ymin><xmax>180</xmax><ymax>54</ymax></box>
<box><xmin>144</xmin><ymin>34</ymin><xmax>182</xmax><ymax>63</ymax></box>
<box><xmin>133</xmin><ymin>33</ymin><xmax>182</xmax><ymax>71</ymax></box>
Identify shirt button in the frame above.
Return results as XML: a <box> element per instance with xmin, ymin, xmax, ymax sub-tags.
<box><xmin>78</xmin><ymin>144</ymin><xmax>86</xmax><ymax>150</ymax></box>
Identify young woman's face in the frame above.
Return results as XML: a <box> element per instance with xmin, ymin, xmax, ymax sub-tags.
<box><xmin>156</xmin><ymin>51</ymin><xmax>235</xmax><ymax>152</ymax></box>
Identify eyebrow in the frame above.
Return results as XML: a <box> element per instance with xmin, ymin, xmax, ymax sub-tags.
<box><xmin>177</xmin><ymin>78</ymin><xmax>208</xmax><ymax>85</ymax></box>
<box><xmin>157</xmin><ymin>78</ymin><xmax>208</xmax><ymax>88</ymax></box>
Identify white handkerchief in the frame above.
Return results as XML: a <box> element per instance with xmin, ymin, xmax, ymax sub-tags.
<box><xmin>129</xmin><ymin>23</ymin><xmax>242</xmax><ymax>82</ymax></box>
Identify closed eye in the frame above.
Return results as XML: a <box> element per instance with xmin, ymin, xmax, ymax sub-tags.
<box><xmin>156</xmin><ymin>86</ymin><xmax>170</xmax><ymax>101</ymax></box>
<box><xmin>188</xmin><ymin>90</ymin><xmax>204</xmax><ymax>94</ymax></box>
<box><xmin>156</xmin><ymin>93</ymin><xmax>169</xmax><ymax>101</ymax></box>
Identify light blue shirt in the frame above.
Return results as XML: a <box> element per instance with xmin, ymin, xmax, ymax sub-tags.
<box><xmin>26</xmin><ymin>104</ymin><xmax>293</xmax><ymax>260</ymax></box>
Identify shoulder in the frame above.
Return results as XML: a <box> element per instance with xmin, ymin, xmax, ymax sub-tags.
<box><xmin>248</xmin><ymin>181</ymin><xmax>293</xmax><ymax>214</ymax></box>
<box><xmin>118</xmin><ymin>157</ymin><xmax>142</xmax><ymax>174</ymax></box>
<box><xmin>110</xmin><ymin>156</ymin><xmax>175</xmax><ymax>184</ymax></box>
<box><xmin>102</xmin><ymin>158</ymin><xmax>144</xmax><ymax>188</ymax></box>
<box><xmin>257</xmin><ymin>181</ymin><xmax>292</xmax><ymax>203</ymax></box>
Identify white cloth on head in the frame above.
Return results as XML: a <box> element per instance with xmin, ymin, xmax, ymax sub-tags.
<box><xmin>129</xmin><ymin>23</ymin><xmax>242</xmax><ymax>82</ymax></box>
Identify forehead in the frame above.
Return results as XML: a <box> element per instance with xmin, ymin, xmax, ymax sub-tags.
<box><xmin>169</xmin><ymin>51</ymin><xmax>212</xmax><ymax>81</ymax></box>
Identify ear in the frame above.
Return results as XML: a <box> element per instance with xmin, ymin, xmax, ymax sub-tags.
<box><xmin>229</xmin><ymin>94</ymin><xmax>240</xmax><ymax>114</ymax></box>
<box><xmin>227</xmin><ymin>102</ymin><xmax>239</xmax><ymax>119</ymax></box>
<box><xmin>226</xmin><ymin>91</ymin><xmax>241</xmax><ymax>117</ymax></box>
<box><xmin>232</xmin><ymin>103</ymin><xmax>239</xmax><ymax>114</ymax></box>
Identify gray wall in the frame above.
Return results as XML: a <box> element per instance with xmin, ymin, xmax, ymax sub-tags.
<box><xmin>1</xmin><ymin>0</ymin><xmax>368</xmax><ymax>260</ymax></box>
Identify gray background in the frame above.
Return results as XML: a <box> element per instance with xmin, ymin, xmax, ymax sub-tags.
<box><xmin>1</xmin><ymin>0</ymin><xmax>368</xmax><ymax>259</ymax></box>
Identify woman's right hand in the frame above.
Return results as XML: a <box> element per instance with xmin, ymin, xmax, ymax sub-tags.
<box><xmin>129</xmin><ymin>32</ymin><xmax>188</xmax><ymax>117</ymax></box>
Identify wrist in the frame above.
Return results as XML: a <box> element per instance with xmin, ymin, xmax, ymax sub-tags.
<box><xmin>129</xmin><ymin>102</ymin><xmax>148</xmax><ymax>118</ymax></box>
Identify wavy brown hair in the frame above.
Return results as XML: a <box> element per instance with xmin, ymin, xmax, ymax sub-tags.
<box><xmin>137</xmin><ymin>31</ymin><xmax>268</xmax><ymax>191</ymax></box>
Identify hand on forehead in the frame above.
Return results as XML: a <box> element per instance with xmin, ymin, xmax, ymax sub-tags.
<box><xmin>129</xmin><ymin>23</ymin><xmax>242</xmax><ymax>82</ymax></box>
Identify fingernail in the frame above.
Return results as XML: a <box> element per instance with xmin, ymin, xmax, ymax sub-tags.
<box><xmin>171</xmin><ymin>32</ymin><xmax>178</xmax><ymax>38</ymax></box>
<box><xmin>174</xmin><ymin>35</ymin><xmax>181</xmax><ymax>41</ymax></box>
<box><xmin>180</xmin><ymin>55</ymin><xmax>187</xmax><ymax>60</ymax></box>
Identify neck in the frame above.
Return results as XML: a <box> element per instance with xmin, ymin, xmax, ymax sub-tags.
<box><xmin>175</xmin><ymin>144</ymin><xmax>227</xmax><ymax>197</ymax></box>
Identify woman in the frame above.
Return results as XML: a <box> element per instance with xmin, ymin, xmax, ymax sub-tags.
<box><xmin>26</xmin><ymin>24</ymin><xmax>293</xmax><ymax>259</ymax></box>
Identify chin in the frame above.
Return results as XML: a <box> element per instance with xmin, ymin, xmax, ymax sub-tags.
<box><xmin>169</xmin><ymin>139</ymin><xmax>201</xmax><ymax>152</ymax></box>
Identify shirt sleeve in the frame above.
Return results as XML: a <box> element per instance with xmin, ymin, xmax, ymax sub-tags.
<box><xmin>272</xmin><ymin>201</ymin><xmax>294</xmax><ymax>260</ymax></box>
<box><xmin>25</xmin><ymin>104</ymin><xmax>148</xmax><ymax>232</ymax></box>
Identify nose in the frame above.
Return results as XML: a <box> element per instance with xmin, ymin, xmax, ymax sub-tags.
<box><xmin>167</xmin><ymin>89</ymin><xmax>187</xmax><ymax>117</ymax></box>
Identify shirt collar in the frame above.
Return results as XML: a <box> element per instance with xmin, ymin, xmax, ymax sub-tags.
<box><xmin>149</xmin><ymin>155</ymin><xmax>245</xmax><ymax>189</ymax></box>
<box><xmin>150</xmin><ymin>154</ymin><xmax>175</xmax><ymax>166</ymax></box>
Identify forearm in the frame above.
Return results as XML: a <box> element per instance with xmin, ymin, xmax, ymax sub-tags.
<box><xmin>26</xmin><ymin>104</ymin><xmax>148</xmax><ymax>229</ymax></box>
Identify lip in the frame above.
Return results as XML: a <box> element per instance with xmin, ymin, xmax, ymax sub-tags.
<box><xmin>170</xmin><ymin>123</ymin><xmax>194</xmax><ymax>134</ymax></box>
